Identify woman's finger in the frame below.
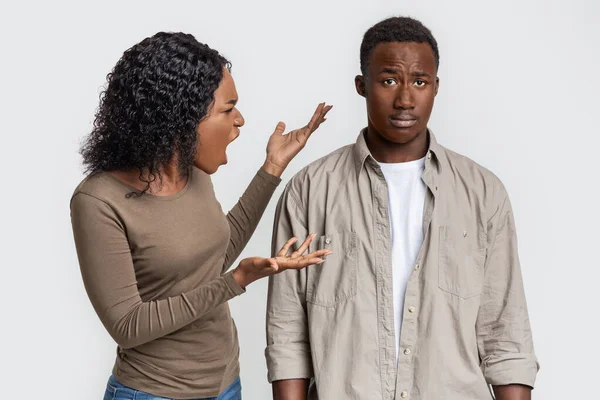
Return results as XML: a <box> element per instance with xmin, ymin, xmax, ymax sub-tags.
<box><xmin>304</xmin><ymin>249</ymin><xmax>333</xmax><ymax>259</ymax></box>
<box><xmin>277</xmin><ymin>237</ymin><xmax>298</xmax><ymax>257</ymax></box>
<box><xmin>272</xmin><ymin>121</ymin><xmax>286</xmax><ymax>136</ymax></box>
<box><xmin>306</xmin><ymin>104</ymin><xmax>333</xmax><ymax>136</ymax></box>
<box><xmin>320</xmin><ymin>105</ymin><xmax>333</xmax><ymax>122</ymax></box>
<box><xmin>280</xmin><ymin>257</ymin><xmax>325</xmax><ymax>271</ymax></box>
<box><xmin>306</xmin><ymin>103</ymin><xmax>325</xmax><ymax>132</ymax></box>
<box><xmin>290</xmin><ymin>233</ymin><xmax>316</xmax><ymax>258</ymax></box>
<box><xmin>267</xmin><ymin>258</ymin><xmax>279</xmax><ymax>273</ymax></box>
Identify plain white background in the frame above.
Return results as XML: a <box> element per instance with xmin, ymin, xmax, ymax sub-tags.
<box><xmin>1</xmin><ymin>0</ymin><xmax>598</xmax><ymax>398</ymax></box>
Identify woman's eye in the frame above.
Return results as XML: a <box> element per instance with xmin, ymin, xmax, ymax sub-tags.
<box><xmin>224</xmin><ymin>108</ymin><xmax>234</xmax><ymax>113</ymax></box>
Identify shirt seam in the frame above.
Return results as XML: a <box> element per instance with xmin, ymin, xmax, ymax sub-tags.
<box><xmin>287</xmin><ymin>186</ymin><xmax>307</xmax><ymax>227</ymax></box>
<box><xmin>72</xmin><ymin>191</ymin><xmax>119</xmax><ymax>218</ymax></box>
<box><xmin>72</xmin><ymin>191</ymin><xmax>127</xmax><ymax>233</ymax></box>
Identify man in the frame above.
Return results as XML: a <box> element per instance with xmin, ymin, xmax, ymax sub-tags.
<box><xmin>265</xmin><ymin>16</ymin><xmax>539</xmax><ymax>400</ymax></box>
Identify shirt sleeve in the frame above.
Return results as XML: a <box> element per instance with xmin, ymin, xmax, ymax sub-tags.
<box><xmin>70</xmin><ymin>192</ymin><xmax>245</xmax><ymax>350</ymax></box>
<box><xmin>476</xmin><ymin>183</ymin><xmax>540</xmax><ymax>388</ymax></box>
<box><xmin>222</xmin><ymin>168</ymin><xmax>282</xmax><ymax>272</ymax></box>
<box><xmin>265</xmin><ymin>183</ymin><xmax>314</xmax><ymax>383</ymax></box>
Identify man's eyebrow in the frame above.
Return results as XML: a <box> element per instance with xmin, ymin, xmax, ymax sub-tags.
<box><xmin>377</xmin><ymin>68</ymin><xmax>433</xmax><ymax>78</ymax></box>
<box><xmin>379</xmin><ymin>67</ymin><xmax>400</xmax><ymax>74</ymax></box>
<box><xmin>412</xmin><ymin>71</ymin><xmax>432</xmax><ymax>78</ymax></box>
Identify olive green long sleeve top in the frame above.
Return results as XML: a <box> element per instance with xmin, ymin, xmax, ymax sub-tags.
<box><xmin>71</xmin><ymin>167</ymin><xmax>280</xmax><ymax>399</ymax></box>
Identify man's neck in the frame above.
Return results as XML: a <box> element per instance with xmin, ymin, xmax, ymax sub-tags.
<box><xmin>365</xmin><ymin>128</ymin><xmax>429</xmax><ymax>164</ymax></box>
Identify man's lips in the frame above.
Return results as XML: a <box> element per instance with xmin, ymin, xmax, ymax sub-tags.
<box><xmin>390</xmin><ymin>115</ymin><xmax>418</xmax><ymax>128</ymax></box>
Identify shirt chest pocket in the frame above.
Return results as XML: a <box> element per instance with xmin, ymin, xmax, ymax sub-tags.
<box><xmin>438</xmin><ymin>226</ymin><xmax>487</xmax><ymax>299</ymax></box>
<box><xmin>306</xmin><ymin>231</ymin><xmax>358</xmax><ymax>307</ymax></box>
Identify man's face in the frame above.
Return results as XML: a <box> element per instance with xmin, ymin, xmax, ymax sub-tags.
<box><xmin>355</xmin><ymin>42</ymin><xmax>439</xmax><ymax>145</ymax></box>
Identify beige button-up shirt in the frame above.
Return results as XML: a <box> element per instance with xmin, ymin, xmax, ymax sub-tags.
<box><xmin>265</xmin><ymin>131</ymin><xmax>539</xmax><ymax>400</ymax></box>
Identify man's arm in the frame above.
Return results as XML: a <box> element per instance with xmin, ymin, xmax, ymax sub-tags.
<box><xmin>266</xmin><ymin>183</ymin><xmax>314</xmax><ymax>399</ymax></box>
<box><xmin>493</xmin><ymin>384</ymin><xmax>531</xmax><ymax>400</ymax></box>
<box><xmin>272</xmin><ymin>379</ymin><xmax>309</xmax><ymax>400</ymax></box>
<box><xmin>476</xmin><ymin>182</ymin><xmax>539</xmax><ymax>394</ymax></box>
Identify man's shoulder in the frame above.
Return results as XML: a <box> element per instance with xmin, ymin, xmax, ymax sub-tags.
<box><xmin>287</xmin><ymin>144</ymin><xmax>355</xmax><ymax>190</ymax></box>
<box><xmin>440</xmin><ymin>144</ymin><xmax>508</xmax><ymax>201</ymax></box>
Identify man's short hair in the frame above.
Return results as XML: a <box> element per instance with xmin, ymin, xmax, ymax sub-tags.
<box><xmin>360</xmin><ymin>16</ymin><xmax>440</xmax><ymax>76</ymax></box>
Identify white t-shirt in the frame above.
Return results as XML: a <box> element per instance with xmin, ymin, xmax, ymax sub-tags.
<box><xmin>378</xmin><ymin>157</ymin><xmax>427</xmax><ymax>361</ymax></box>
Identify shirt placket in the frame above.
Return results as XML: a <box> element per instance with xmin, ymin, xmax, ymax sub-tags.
<box><xmin>367</xmin><ymin>159</ymin><xmax>397</xmax><ymax>400</ymax></box>
<box><xmin>393</xmin><ymin>151</ymin><xmax>438</xmax><ymax>400</ymax></box>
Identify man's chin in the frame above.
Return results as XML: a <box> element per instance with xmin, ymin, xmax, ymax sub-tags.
<box><xmin>380</xmin><ymin>128</ymin><xmax>421</xmax><ymax>144</ymax></box>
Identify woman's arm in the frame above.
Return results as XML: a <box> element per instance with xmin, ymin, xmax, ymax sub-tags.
<box><xmin>223</xmin><ymin>168</ymin><xmax>281</xmax><ymax>272</ymax></box>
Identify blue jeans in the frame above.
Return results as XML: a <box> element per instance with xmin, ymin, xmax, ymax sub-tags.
<box><xmin>104</xmin><ymin>375</ymin><xmax>242</xmax><ymax>400</ymax></box>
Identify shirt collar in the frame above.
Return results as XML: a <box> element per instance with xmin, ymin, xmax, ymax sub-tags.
<box><xmin>353</xmin><ymin>128</ymin><xmax>445</xmax><ymax>176</ymax></box>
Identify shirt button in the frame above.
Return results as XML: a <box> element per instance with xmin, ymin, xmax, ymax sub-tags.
<box><xmin>414</xmin><ymin>263</ymin><xmax>420</xmax><ymax>271</ymax></box>
<box><xmin>408</xmin><ymin>306</ymin><xmax>416</xmax><ymax>313</ymax></box>
<box><xmin>401</xmin><ymin>391</ymin><xmax>408</xmax><ymax>398</ymax></box>
<box><xmin>404</xmin><ymin>348</ymin><xmax>411</xmax><ymax>355</ymax></box>
<box><xmin>427</xmin><ymin>152</ymin><xmax>432</xmax><ymax>159</ymax></box>
<box><xmin>325</xmin><ymin>238</ymin><xmax>332</xmax><ymax>245</ymax></box>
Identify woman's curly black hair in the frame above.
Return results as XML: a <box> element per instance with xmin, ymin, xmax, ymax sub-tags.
<box><xmin>81</xmin><ymin>32</ymin><xmax>230</xmax><ymax>192</ymax></box>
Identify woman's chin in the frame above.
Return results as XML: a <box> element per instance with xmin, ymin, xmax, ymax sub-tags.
<box><xmin>194</xmin><ymin>161</ymin><xmax>221</xmax><ymax>175</ymax></box>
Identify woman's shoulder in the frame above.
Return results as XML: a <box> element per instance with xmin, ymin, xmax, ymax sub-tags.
<box><xmin>70</xmin><ymin>171</ymin><xmax>130</xmax><ymax>207</ymax></box>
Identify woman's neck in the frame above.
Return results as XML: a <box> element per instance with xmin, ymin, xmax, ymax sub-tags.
<box><xmin>108</xmin><ymin>158</ymin><xmax>188</xmax><ymax>196</ymax></box>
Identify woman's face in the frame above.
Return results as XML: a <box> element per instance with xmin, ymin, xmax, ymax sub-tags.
<box><xmin>194</xmin><ymin>69</ymin><xmax>245</xmax><ymax>174</ymax></box>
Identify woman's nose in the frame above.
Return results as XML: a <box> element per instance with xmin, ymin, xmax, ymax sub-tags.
<box><xmin>234</xmin><ymin>110</ymin><xmax>245</xmax><ymax>127</ymax></box>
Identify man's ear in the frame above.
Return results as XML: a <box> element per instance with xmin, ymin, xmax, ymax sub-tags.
<box><xmin>434</xmin><ymin>76</ymin><xmax>440</xmax><ymax>97</ymax></box>
<box><xmin>355</xmin><ymin>75</ymin><xmax>367</xmax><ymax>98</ymax></box>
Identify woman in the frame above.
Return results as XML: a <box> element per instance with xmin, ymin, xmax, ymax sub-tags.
<box><xmin>70</xmin><ymin>32</ymin><xmax>332</xmax><ymax>400</ymax></box>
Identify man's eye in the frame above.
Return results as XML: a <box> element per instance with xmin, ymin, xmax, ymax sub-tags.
<box><xmin>414</xmin><ymin>80</ymin><xmax>426</xmax><ymax>87</ymax></box>
<box><xmin>383</xmin><ymin>78</ymin><xmax>397</xmax><ymax>86</ymax></box>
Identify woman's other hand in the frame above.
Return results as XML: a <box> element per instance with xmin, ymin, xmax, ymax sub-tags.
<box><xmin>232</xmin><ymin>234</ymin><xmax>331</xmax><ymax>288</ymax></box>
